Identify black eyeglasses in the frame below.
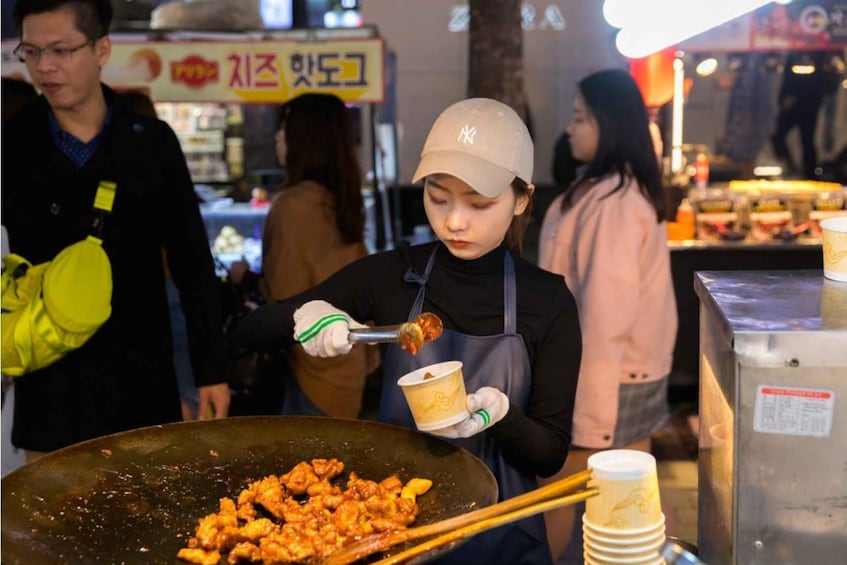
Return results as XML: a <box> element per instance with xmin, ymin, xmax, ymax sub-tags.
<box><xmin>13</xmin><ymin>40</ymin><xmax>94</xmax><ymax>65</ymax></box>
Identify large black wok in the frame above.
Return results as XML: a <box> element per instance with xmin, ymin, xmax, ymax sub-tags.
<box><xmin>1</xmin><ymin>416</ymin><xmax>498</xmax><ymax>564</ymax></box>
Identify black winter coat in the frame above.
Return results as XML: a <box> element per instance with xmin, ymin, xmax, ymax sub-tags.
<box><xmin>1</xmin><ymin>86</ymin><xmax>226</xmax><ymax>451</ymax></box>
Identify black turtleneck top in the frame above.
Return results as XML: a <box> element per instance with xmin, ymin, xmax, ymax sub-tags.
<box><xmin>237</xmin><ymin>242</ymin><xmax>582</xmax><ymax>477</ymax></box>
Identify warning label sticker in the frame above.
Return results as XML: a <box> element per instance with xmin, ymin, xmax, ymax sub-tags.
<box><xmin>753</xmin><ymin>385</ymin><xmax>835</xmax><ymax>438</ymax></box>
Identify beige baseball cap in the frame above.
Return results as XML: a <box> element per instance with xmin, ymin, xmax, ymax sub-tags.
<box><xmin>412</xmin><ymin>98</ymin><xmax>533</xmax><ymax>198</ymax></box>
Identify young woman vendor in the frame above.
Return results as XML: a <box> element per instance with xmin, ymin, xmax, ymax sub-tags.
<box><xmin>238</xmin><ymin>98</ymin><xmax>582</xmax><ymax>564</ymax></box>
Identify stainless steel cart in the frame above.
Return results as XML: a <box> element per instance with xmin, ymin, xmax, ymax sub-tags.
<box><xmin>695</xmin><ymin>270</ymin><xmax>847</xmax><ymax>564</ymax></box>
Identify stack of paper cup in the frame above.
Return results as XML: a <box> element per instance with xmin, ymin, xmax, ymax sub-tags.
<box><xmin>582</xmin><ymin>450</ymin><xmax>665</xmax><ymax>565</ymax></box>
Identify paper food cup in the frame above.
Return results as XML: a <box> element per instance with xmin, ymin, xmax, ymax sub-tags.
<box><xmin>585</xmin><ymin>450</ymin><xmax>663</xmax><ymax>532</ymax></box>
<box><xmin>583</xmin><ymin>522</ymin><xmax>666</xmax><ymax>547</ymax></box>
<box><xmin>820</xmin><ymin>216</ymin><xmax>847</xmax><ymax>282</ymax></box>
<box><xmin>397</xmin><ymin>361</ymin><xmax>469</xmax><ymax>431</ymax></box>
<box><xmin>584</xmin><ymin>534</ymin><xmax>665</xmax><ymax>556</ymax></box>
<box><xmin>583</xmin><ymin>514</ymin><xmax>666</xmax><ymax>539</ymax></box>
<box><xmin>584</xmin><ymin>552</ymin><xmax>664</xmax><ymax>565</ymax></box>
<box><xmin>584</xmin><ymin>546</ymin><xmax>663</xmax><ymax>564</ymax></box>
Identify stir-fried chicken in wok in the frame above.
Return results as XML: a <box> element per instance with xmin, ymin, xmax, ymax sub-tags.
<box><xmin>177</xmin><ymin>458</ymin><xmax>432</xmax><ymax>564</ymax></box>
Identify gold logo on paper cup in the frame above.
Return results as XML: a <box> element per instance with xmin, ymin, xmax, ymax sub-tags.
<box><xmin>823</xmin><ymin>239</ymin><xmax>847</xmax><ymax>265</ymax></box>
<box><xmin>420</xmin><ymin>382</ymin><xmax>462</xmax><ymax>418</ymax></box>
<box><xmin>611</xmin><ymin>487</ymin><xmax>657</xmax><ymax>515</ymax></box>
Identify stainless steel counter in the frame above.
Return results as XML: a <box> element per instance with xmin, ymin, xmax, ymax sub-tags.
<box><xmin>695</xmin><ymin>270</ymin><xmax>847</xmax><ymax>564</ymax></box>
<box><xmin>696</xmin><ymin>269</ymin><xmax>847</xmax><ymax>335</ymax></box>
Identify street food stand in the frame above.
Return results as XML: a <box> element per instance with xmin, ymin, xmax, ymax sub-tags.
<box><xmin>695</xmin><ymin>270</ymin><xmax>847</xmax><ymax>563</ymax></box>
<box><xmin>1</xmin><ymin>26</ymin><xmax>394</xmax><ymax>258</ymax></box>
<box><xmin>667</xmin><ymin>180</ymin><xmax>845</xmax><ymax>387</ymax></box>
<box><xmin>607</xmin><ymin>0</ymin><xmax>847</xmax><ymax>391</ymax></box>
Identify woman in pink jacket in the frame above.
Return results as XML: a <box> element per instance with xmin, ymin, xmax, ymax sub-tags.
<box><xmin>537</xmin><ymin>69</ymin><xmax>678</xmax><ymax>561</ymax></box>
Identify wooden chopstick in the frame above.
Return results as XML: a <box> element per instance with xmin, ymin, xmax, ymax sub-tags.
<box><xmin>321</xmin><ymin>468</ymin><xmax>593</xmax><ymax>565</ymax></box>
<box><xmin>371</xmin><ymin>488</ymin><xmax>598</xmax><ymax>565</ymax></box>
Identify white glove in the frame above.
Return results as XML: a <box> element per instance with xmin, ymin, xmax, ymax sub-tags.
<box><xmin>294</xmin><ymin>300</ymin><xmax>366</xmax><ymax>358</ymax></box>
<box><xmin>429</xmin><ymin>387</ymin><xmax>510</xmax><ymax>439</ymax></box>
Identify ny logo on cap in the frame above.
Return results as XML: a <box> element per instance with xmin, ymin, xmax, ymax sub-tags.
<box><xmin>457</xmin><ymin>125</ymin><xmax>477</xmax><ymax>145</ymax></box>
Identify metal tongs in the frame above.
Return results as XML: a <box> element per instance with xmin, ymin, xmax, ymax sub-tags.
<box><xmin>348</xmin><ymin>325</ymin><xmax>411</xmax><ymax>344</ymax></box>
<box><xmin>348</xmin><ymin>313</ymin><xmax>443</xmax><ymax>355</ymax></box>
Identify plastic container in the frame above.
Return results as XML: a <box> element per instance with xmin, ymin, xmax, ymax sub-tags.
<box><xmin>726</xmin><ymin>180</ymin><xmax>845</xmax><ymax>240</ymax></box>
<box><xmin>748</xmin><ymin>193</ymin><xmax>792</xmax><ymax>241</ymax></box>
<box><xmin>690</xmin><ymin>189</ymin><xmax>745</xmax><ymax>241</ymax></box>
<box><xmin>808</xmin><ymin>190</ymin><xmax>847</xmax><ymax>238</ymax></box>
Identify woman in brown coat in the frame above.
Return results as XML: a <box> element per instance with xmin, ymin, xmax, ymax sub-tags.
<box><xmin>261</xmin><ymin>93</ymin><xmax>373</xmax><ymax>418</ymax></box>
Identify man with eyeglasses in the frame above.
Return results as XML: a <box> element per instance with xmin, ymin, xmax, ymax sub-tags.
<box><xmin>2</xmin><ymin>0</ymin><xmax>231</xmax><ymax>461</ymax></box>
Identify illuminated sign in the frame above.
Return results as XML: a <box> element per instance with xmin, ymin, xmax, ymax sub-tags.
<box><xmin>603</xmin><ymin>0</ymin><xmax>793</xmax><ymax>58</ymax></box>
<box><xmin>1</xmin><ymin>38</ymin><xmax>384</xmax><ymax>104</ymax></box>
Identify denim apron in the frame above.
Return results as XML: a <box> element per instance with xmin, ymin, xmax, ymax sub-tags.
<box><xmin>379</xmin><ymin>245</ymin><xmax>552</xmax><ymax>565</ymax></box>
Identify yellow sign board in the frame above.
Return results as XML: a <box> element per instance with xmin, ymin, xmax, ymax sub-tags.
<box><xmin>2</xmin><ymin>38</ymin><xmax>384</xmax><ymax>104</ymax></box>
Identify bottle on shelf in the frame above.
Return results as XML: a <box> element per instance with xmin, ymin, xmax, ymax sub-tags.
<box><xmin>694</xmin><ymin>153</ymin><xmax>709</xmax><ymax>189</ymax></box>
<box><xmin>676</xmin><ymin>198</ymin><xmax>696</xmax><ymax>240</ymax></box>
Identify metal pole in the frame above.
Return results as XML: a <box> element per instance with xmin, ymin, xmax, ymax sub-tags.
<box><xmin>671</xmin><ymin>55</ymin><xmax>685</xmax><ymax>175</ymax></box>
<box><xmin>371</xmin><ymin>104</ymin><xmax>395</xmax><ymax>250</ymax></box>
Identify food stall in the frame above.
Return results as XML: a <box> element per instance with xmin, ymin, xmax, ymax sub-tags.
<box><xmin>1</xmin><ymin>26</ymin><xmax>394</xmax><ymax>265</ymax></box>
<box><xmin>695</xmin><ymin>270</ymin><xmax>847</xmax><ymax>563</ymax></box>
<box><xmin>667</xmin><ymin>179</ymin><xmax>845</xmax><ymax>388</ymax></box>
<box><xmin>606</xmin><ymin>0</ymin><xmax>847</xmax><ymax>390</ymax></box>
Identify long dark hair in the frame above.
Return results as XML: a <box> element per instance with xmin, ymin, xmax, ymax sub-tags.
<box><xmin>504</xmin><ymin>178</ymin><xmax>534</xmax><ymax>257</ymax></box>
<box><xmin>561</xmin><ymin>69</ymin><xmax>666</xmax><ymax>222</ymax></box>
<box><xmin>281</xmin><ymin>93</ymin><xmax>364</xmax><ymax>244</ymax></box>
